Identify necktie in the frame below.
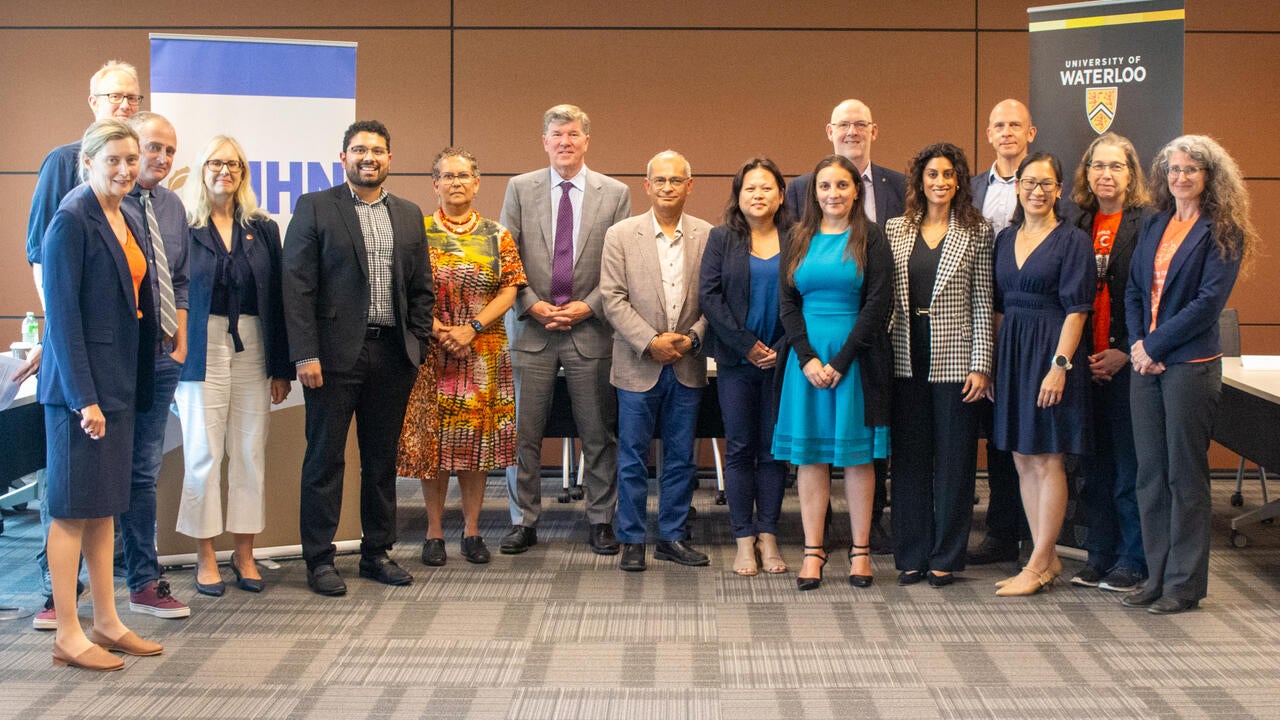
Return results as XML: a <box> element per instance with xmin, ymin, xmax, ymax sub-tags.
<box><xmin>550</xmin><ymin>180</ymin><xmax>574</xmax><ymax>306</ymax></box>
<box><xmin>862</xmin><ymin>174</ymin><xmax>876</xmax><ymax>224</ymax></box>
<box><xmin>140</xmin><ymin>190</ymin><xmax>178</xmax><ymax>337</ymax></box>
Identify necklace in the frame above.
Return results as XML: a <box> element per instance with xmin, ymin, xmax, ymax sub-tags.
<box><xmin>436</xmin><ymin>208</ymin><xmax>480</xmax><ymax>235</ymax></box>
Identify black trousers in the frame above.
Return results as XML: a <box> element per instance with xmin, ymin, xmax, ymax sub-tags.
<box><xmin>978</xmin><ymin>402</ymin><xmax>1027</xmax><ymax>543</ymax></box>
<box><xmin>891</xmin><ymin>377</ymin><xmax>981</xmax><ymax>572</ymax></box>
<box><xmin>299</xmin><ymin>334</ymin><xmax>417</xmax><ymax>568</ymax></box>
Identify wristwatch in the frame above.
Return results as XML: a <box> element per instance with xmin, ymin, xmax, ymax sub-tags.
<box><xmin>469</xmin><ymin>320</ymin><xmax>484</xmax><ymax>333</ymax></box>
<box><xmin>1052</xmin><ymin>353</ymin><xmax>1072</xmax><ymax>370</ymax></box>
<box><xmin>687</xmin><ymin>330</ymin><xmax>702</xmax><ymax>353</ymax></box>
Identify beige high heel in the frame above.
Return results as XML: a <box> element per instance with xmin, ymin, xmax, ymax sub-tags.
<box><xmin>995</xmin><ymin>565</ymin><xmax>1052</xmax><ymax>596</ymax></box>
<box><xmin>757</xmin><ymin>532</ymin><xmax>788</xmax><ymax>574</ymax></box>
<box><xmin>733</xmin><ymin>536</ymin><xmax>759</xmax><ymax>577</ymax></box>
<box><xmin>995</xmin><ymin>555</ymin><xmax>1061</xmax><ymax>588</ymax></box>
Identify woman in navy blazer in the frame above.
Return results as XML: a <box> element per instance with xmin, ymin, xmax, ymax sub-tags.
<box><xmin>40</xmin><ymin>120</ymin><xmax>162</xmax><ymax>670</ymax></box>
<box><xmin>1122</xmin><ymin>135</ymin><xmax>1256</xmax><ymax>614</ymax></box>
<box><xmin>699</xmin><ymin>157</ymin><xmax>792</xmax><ymax>577</ymax></box>
<box><xmin>174</xmin><ymin>136</ymin><xmax>293</xmax><ymax>595</ymax></box>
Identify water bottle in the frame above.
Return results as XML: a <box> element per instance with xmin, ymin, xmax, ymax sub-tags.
<box><xmin>21</xmin><ymin>312</ymin><xmax>39</xmax><ymax>345</ymax></box>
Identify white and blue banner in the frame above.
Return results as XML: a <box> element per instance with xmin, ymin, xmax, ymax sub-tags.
<box><xmin>149</xmin><ymin>34</ymin><xmax>357</xmax><ymax>231</ymax></box>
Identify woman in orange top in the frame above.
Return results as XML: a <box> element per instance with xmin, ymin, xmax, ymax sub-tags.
<box><xmin>39</xmin><ymin>119</ymin><xmax>162</xmax><ymax>670</ymax></box>
<box><xmin>1123</xmin><ymin>135</ymin><xmax>1257</xmax><ymax>614</ymax></box>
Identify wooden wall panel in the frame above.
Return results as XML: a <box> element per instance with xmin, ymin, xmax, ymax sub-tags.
<box><xmin>973</xmin><ymin>31</ymin><xmax>1031</xmax><ymax>171</ymax></box>
<box><xmin>1185</xmin><ymin>33</ymin><xmax>1280</xmax><ymax>177</ymax></box>
<box><xmin>456</xmin><ymin>1</ymin><xmax>975</xmax><ymax>29</ymax></box>
<box><xmin>3</xmin><ymin>1</ymin><xmax>450</xmax><ymax>27</ymax></box>
<box><xmin>0</xmin><ymin>175</ymin><xmax>41</xmax><ymax>326</ymax></box>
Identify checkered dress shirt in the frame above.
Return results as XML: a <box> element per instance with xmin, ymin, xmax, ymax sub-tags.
<box><xmin>352</xmin><ymin>188</ymin><xmax>396</xmax><ymax>327</ymax></box>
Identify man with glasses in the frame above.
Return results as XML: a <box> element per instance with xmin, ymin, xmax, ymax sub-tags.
<box><xmin>601</xmin><ymin>150</ymin><xmax>712</xmax><ymax>572</ymax></box>
<box><xmin>23</xmin><ymin>60</ymin><xmax>147</xmax><ymax>630</ymax></box>
<box><xmin>498</xmin><ymin>104</ymin><xmax>630</xmax><ymax>556</ymax></box>
<box><xmin>786</xmin><ymin>98</ymin><xmax>906</xmax><ymax>554</ymax></box>
<box><xmin>283</xmin><ymin>120</ymin><xmax>435</xmax><ymax>596</ymax></box>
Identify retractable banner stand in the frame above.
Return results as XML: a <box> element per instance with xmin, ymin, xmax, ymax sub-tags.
<box><xmin>1029</xmin><ymin>0</ymin><xmax>1184</xmax><ymax>169</ymax></box>
<box><xmin>148</xmin><ymin>34</ymin><xmax>363</xmax><ymax>564</ymax></box>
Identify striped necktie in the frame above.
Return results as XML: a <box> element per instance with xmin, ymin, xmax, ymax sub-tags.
<box><xmin>140</xmin><ymin>189</ymin><xmax>178</xmax><ymax>337</ymax></box>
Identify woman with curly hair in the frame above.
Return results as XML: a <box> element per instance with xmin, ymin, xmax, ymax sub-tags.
<box><xmin>1122</xmin><ymin>135</ymin><xmax>1257</xmax><ymax>614</ymax></box>
<box><xmin>885</xmin><ymin>143</ymin><xmax>993</xmax><ymax>588</ymax></box>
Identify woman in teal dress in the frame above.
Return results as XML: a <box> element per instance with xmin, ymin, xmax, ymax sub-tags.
<box><xmin>773</xmin><ymin>155</ymin><xmax>893</xmax><ymax>591</ymax></box>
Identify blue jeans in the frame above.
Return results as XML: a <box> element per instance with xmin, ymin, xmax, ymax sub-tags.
<box><xmin>716</xmin><ymin>362</ymin><xmax>786</xmax><ymax>538</ymax></box>
<box><xmin>119</xmin><ymin>351</ymin><xmax>182</xmax><ymax>592</ymax></box>
<box><xmin>614</xmin><ymin>366</ymin><xmax>703</xmax><ymax>544</ymax></box>
<box><xmin>1083</xmin><ymin>369</ymin><xmax>1145</xmax><ymax>574</ymax></box>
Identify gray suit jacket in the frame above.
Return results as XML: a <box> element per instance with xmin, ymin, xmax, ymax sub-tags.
<box><xmin>601</xmin><ymin>211</ymin><xmax>712</xmax><ymax>392</ymax></box>
<box><xmin>500</xmin><ymin>166</ymin><xmax>631</xmax><ymax>358</ymax></box>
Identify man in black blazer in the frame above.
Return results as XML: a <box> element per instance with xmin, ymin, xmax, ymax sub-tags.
<box><xmin>786</xmin><ymin>98</ymin><xmax>905</xmax><ymax>553</ymax></box>
<box><xmin>283</xmin><ymin>120</ymin><xmax>434</xmax><ymax>596</ymax></box>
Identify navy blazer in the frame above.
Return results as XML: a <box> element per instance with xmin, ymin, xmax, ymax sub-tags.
<box><xmin>1125</xmin><ymin>211</ymin><xmax>1241</xmax><ymax>365</ymax></box>
<box><xmin>39</xmin><ymin>183</ymin><xmax>155</xmax><ymax>413</ymax></box>
<box><xmin>1074</xmin><ymin>206</ymin><xmax>1145</xmax><ymax>353</ymax></box>
<box><xmin>183</xmin><ymin>216</ymin><xmax>294</xmax><ymax>382</ymax></box>
<box><xmin>777</xmin><ymin>223</ymin><xmax>894</xmax><ymax>427</ymax></box>
<box><xmin>786</xmin><ymin>163</ymin><xmax>906</xmax><ymax>228</ymax></box>
<box><xmin>283</xmin><ymin>184</ymin><xmax>435</xmax><ymax>373</ymax></box>
<box><xmin>698</xmin><ymin>223</ymin><xmax>789</xmax><ymax>365</ymax></box>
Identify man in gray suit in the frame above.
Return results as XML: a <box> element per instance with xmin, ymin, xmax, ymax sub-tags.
<box><xmin>600</xmin><ymin>150</ymin><xmax>712</xmax><ymax>572</ymax></box>
<box><xmin>499</xmin><ymin>104</ymin><xmax>631</xmax><ymax>555</ymax></box>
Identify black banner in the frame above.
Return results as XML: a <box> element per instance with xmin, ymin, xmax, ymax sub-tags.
<box><xmin>1029</xmin><ymin>0</ymin><xmax>1184</xmax><ymax>169</ymax></box>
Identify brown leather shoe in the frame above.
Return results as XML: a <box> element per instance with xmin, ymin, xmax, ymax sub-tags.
<box><xmin>53</xmin><ymin>639</ymin><xmax>125</xmax><ymax>671</ymax></box>
<box><xmin>89</xmin><ymin>627</ymin><xmax>163</xmax><ymax>656</ymax></box>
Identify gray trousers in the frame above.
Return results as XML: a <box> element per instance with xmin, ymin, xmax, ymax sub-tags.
<box><xmin>507</xmin><ymin>333</ymin><xmax>618</xmax><ymax>527</ymax></box>
<box><xmin>1130</xmin><ymin>359</ymin><xmax>1221</xmax><ymax>602</ymax></box>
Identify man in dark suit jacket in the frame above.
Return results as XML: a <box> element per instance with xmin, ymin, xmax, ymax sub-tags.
<box><xmin>283</xmin><ymin>120</ymin><xmax>434</xmax><ymax>596</ymax></box>
<box><xmin>785</xmin><ymin>99</ymin><xmax>906</xmax><ymax>227</ymax></box>
<box><xmin>786</xmin><ymin>98</ymin><xmax>905</xmax><ymax>553</ymax></box>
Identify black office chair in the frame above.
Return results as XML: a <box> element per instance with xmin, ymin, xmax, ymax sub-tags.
<box><xmin>1220</xmin><ymin>308</ymin><xmax>1269</xmax><ymax>508</ymax></box>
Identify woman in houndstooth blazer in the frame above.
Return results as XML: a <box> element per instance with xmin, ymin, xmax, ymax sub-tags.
<box><xmin>885</xmin><ymin>143</ymin><xmax>994</xmax><ymax>587</ymax></box>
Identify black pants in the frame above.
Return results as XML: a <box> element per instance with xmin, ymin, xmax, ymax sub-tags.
<box><xmin>299</xmin><ymin>334</ymin><xmax>417</xmax><ymax>568</ymax></box>
<box><xmin>891</xmin><ymin>377</ymin><xmax>981</xmax><ymax>572</ymax></box>
<box><xmin>978</xmin><ymin>402</ymin><xmax>1027</xmax><ymax>543</ymax></box>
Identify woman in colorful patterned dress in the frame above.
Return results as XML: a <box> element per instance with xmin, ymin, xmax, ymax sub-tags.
<box><xmin>398</xmin><ymin>147</ymin><xmax>527</xmax><ymax>567</ymax></box>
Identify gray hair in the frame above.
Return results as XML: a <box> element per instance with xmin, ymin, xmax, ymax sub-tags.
<box><xmin>645</xmin><ymin>150</ymin><xmax>692</xmax><ymax>178</ymax></box>
<box><xmin>543</xmin><ymin>104</ymin><xmax>590</xmax><ymax>135</ymax></box>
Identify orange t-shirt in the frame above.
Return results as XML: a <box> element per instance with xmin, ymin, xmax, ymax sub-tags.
<box><xmin>121</xmin><ymin>228</ymin><xmax>147</xmax><ymax>318</ymax></box>
<box><xmin>1091</xmin><ymin>210</ymin><xmax>1122</xmax><ymax>351</ymax></box>
<box><xmin>1149</xmin><ymin>214</ymin><xmax>1198</xmax><ymax>332</ymax></box>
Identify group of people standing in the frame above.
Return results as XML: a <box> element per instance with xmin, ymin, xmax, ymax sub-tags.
<box><xmin>21</xmin><ymin>59</ymin><xmax>1257</xmax><ymax>673</ymax></box>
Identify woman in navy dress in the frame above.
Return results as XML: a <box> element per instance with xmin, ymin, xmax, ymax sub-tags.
<box><xmin>773</xmin><ymin>155</ymin><xmax>892</xmax><ymax>591</ymax></box>
<box><xmin>989</xmin><ymin>152</ymin><xmax>1094</xmax><ymax>597</ymax></box>
<box><xmin>40</xmin><ymin>120</ymin><xmax>162</xmax><ymax>670</ymax></box>
<box><xmin>700</xmin><ymin>157</ymin><xmax>792</xmax><ymax>577</ymax></box>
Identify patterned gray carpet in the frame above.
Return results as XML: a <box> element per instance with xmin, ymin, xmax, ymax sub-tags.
<box><xmin>1</xmin><ymin>474</ymin><xmax>1277</xmax><ymax>719</ymax></box>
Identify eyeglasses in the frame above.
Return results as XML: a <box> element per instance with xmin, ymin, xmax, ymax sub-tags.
<box><xmin>1167</xmin><ymin>165</ymin><xmax>1203</xmax><ymax>178</ymax></box>
<box><xmin>1088</xmin><ymin>161</ymin><xmax>1128</xmax><ymax>173</ymax></box>
<box><xmin>435</xmin><ymin>172</ymin><xmax>476</xmax><ymax>184</ymax></box>
<box><xmin>1018</xmin><ymin>178</ymin><xmax>1060</xmax><ymax>193</ymax></box>
<box><xmin>94</xmin><ymin>92</ymin><xmax>145</xmax><ymax>106</ymax></box>
<box><xmin>648</xmin><ymin>176</ymin><xmax>689</xmax><ymax>188</ymax></box>
<box><xmin>205</xmin><ymin>159</ymin><xmax>244</xmax><ymax>173</ymax></box>
<box><xmin>347</xmin><ymin>146</ymin><xmax>388</xmax><ymax>158</ymax></box>
<box><xmin>830</xmin><ymin>120</ymin><xmax>874</xmax><ymax>132</ymax></box>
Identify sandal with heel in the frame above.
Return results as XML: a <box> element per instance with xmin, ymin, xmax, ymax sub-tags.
<box><xmin>796</xmin><ymin>545</ymin><xmax>828</xmax><ymax>591</ymax></box>
<box><xmin>848</xmin><ymin>543</ymin><xmax>874</xmax><ymax>588</ymax></box>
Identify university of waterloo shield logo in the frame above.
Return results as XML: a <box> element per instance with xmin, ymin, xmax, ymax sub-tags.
<box><xmin>1086</xmin><ymin>87</ymin><xmax>1118</xmax><ymax>134</ymax></box>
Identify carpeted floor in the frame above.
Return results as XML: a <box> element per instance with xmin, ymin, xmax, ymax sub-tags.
<box><xmin>1</xmin><ymin>473</ymin><xmax>1278</xmax><ymax>719</ymax></box>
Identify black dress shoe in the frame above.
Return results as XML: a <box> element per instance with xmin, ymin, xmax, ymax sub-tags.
<box><xmin>927</xmin><ymin>571</ymin><xmax>956</xmax><ymax>588</ymax></box>
<box><xmin>421</xmin><ymin>538</ymin><xmax>446</xmax><ymax>566</ymax></box>
<box><xmin>358</xmin><ymin>555</ymin><xmax>413</xmax><ymax>586</ymax></box>
<box><xmin>1148</xmin><ymin>596</ymin><xmax>1199</xmax><ymax>615</ymax></box>
<box><xmin>499</xmin><ymin>525</ymin><xmax>537</xmax><ymax>554</ymax></box>
<box><xmin>966</xmin><ymin>536</ymin><xmax>1019</xmax><ymax>565</ymax></box>
<box><xmin>654</xmin><ymin>540</ymin><xmax>710</xmax><ymax>566</ymax></box>
<box><xmin>897</xmin><ymin>570</ymin><xmax>924</xmax><ymax>586</ymax></box>
<box><xmin>230</xmin><ymin>552</ymin><xmax>265</xmax><ymax>593</ymax></box>
<box><xmin>194</xmin><ymin>565</ymin><xmax>226</xmax><ymax>597</ymax></box>
<box><xmin>589</xmin><ymin>523</ymin><xmax>620</xmax><ymax>555</ymax></box>
<box><xmin>1121</xmin><ymin>586</ymin><xmax>1162</xmax><ymax>608</ymax></box>
<box><xmin>306</xmin><ymin>564</ymin><xmax>347</xmax><ymax>596</ymax></box>
<box><xmin>620</xmin><ymin>543</ymin><xmax>646</xmax><ymax>572</ymax></box>
<box><xmin>460</xmin><ymin>535</ymin><xmax>491</xmax><ymax>564</ymax></box>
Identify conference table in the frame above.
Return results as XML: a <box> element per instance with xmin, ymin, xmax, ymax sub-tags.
<box><xmin>1214</xmin><ymin>357</ymin><xmax>1280</xmax><ymax>547</ymax></box>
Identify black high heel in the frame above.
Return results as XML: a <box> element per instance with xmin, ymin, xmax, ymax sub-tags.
<box><xmin>796</xmin><ymin>545</ymin><xmax>828</xmax><ymax>591</ymax></box>
<box><xmin>230</xmin><ymin>552</ymin><xmax>265</xmax><ymax>593</ymax></box>
<box><xmin>848</xmin><ymin>544</ymin><xmax>873</xmax><ymax>588</ymax></box>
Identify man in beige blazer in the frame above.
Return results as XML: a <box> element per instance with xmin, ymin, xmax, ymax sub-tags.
<box><xmin>499</xmin><ymin>104</ymin><xmax>631</xmax><ymax>556</ymax></box>
<box><xmin>600</xmin><ymin>150</ymin><xmax>712</xmax><ymax>572</ymax></box>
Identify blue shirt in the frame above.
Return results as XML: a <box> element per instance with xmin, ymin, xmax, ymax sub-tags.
<box><xmin>746</xmin><ymin>253</ymin><xmax>781</xmax><ymax>348</ymax></box>
<box><xmin>122</xmin><ymin>184</ymin><xmax>191</xmax><ymax>315</ymax></box>
<box><xmin>26</xmin><ymin>141</ymin><xmax>81</xmax><ymax>264</ymax></box>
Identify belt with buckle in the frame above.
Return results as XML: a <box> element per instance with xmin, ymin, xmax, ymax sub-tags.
<box><xmin>365</xmin><ymin>325</ymin><xmax>393</xmax><ymax>339</ymax></box>
<box><xmin>911</xmin><ymin>308</ymin><xmax>931</xmax><ymax>317</ymax></box>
